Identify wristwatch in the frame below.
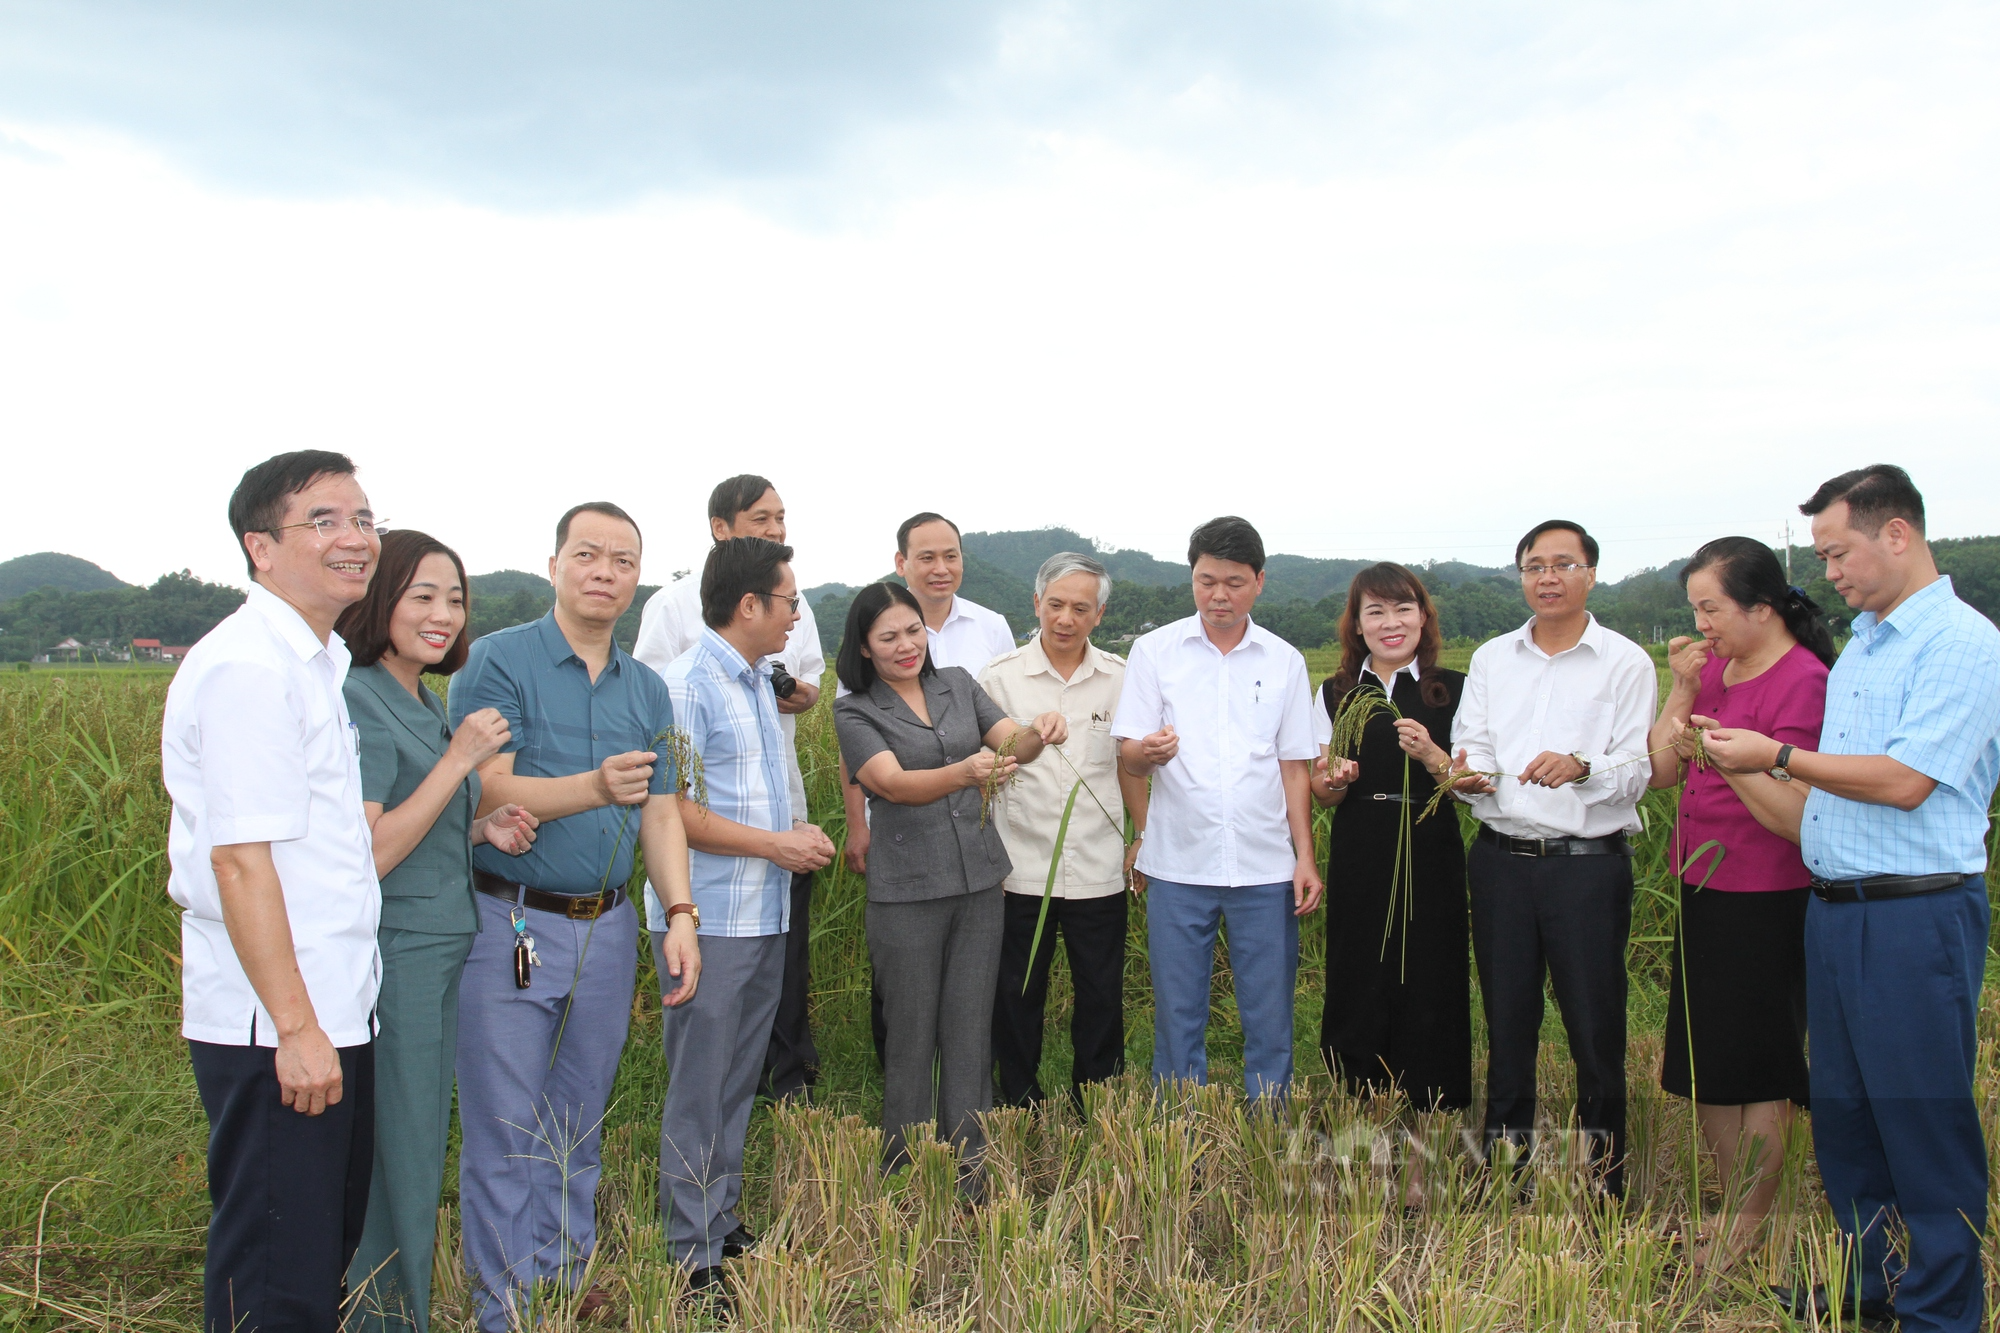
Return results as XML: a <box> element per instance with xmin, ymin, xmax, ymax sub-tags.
<box><xmin>1569</xmin><ymin>752</ymin><xmax>1593</xmax><ymax>785</ymax></box>
<box><xmin>1768</xmin><ymin>744</ymin><xmax>1796</xmax><ymax>782</ymax></box>
<box><xmin>667</xmin><ymin>901</ymin><xmax>701</xmax><ymax>929</ymax></box>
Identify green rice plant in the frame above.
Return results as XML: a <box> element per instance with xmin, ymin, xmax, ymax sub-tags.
<box><xmin>1327</xmin><ymin>684</ymin><xmax>1420</xmax><ymax>978</ymax></box>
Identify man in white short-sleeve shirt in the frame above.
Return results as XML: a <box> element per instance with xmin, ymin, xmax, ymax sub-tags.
<box><xmin>162</xmin><ymin>450</ymin><xmax>383</xmax><ymax>1333</ymax></box>
<box><xmin>1113</xmin><ymin>516</ymin><xmax>1322</xmax><ymax>1100</ymax></box>
<box><xmin>633</xmin><ymin>475</ymin><xmax>827</xmax><ymax>1099</ymax></box>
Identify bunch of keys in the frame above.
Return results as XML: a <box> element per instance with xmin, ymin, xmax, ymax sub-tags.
<box><xmin>511</xmin><ymin>906</ymin><xmax>541</xmax><ymax>989</ymax></box>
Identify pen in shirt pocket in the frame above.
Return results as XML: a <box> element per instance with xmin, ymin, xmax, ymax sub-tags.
<box><xmin>349</xmin><ymin>720</ymin><xmax>360</xmax><ymax>755</ymax></box>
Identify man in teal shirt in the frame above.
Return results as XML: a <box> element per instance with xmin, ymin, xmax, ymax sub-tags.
<box><xmin>448</xmin><ymin>502</ymin><xmax>702</xmax><ymax>1331</ymax></box>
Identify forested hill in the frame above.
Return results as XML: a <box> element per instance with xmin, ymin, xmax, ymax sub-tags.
<box><xmin>7</xmin><ymin>534</ymin><xmax>1997</xmax><ymax>663</ymax></box>
<box><xmin>0</xmin><ymin>552</ymin><xmax>128</xmax><ymax>600</ymax></box>
<box><xmin>802</xmin><ymin>529</ymin><xmax>2000</xmax><ymax>659</ymax></box>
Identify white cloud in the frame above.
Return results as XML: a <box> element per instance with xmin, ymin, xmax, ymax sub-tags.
<box><xmin>2</xmin><ymin>2</ymin><xmax>1996</xmax><ymax>593</ymax></box>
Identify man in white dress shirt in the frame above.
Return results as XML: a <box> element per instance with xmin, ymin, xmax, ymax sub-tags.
<box><xmin>163</xmin><ymin>450</ymin><xmax>384</xmax><ymax>1333</ymax></box>
<box><xmin>1450</xmin><ymin>519</ymin><xmax>1657</xmax><ymax>1197</ymax></box>
<box><xmin>1113</xmin><ymin>517</ymin><xmax>1323</xmax><ymax>1100</ymax></box>
<box><xmin>633</xmin><ymin>474</ymin><xmax>828</xmax><ymax>1099</ymax></box>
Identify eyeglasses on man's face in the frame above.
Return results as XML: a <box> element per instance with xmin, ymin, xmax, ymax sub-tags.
<box><xmin>270</xmin><ymin>515</ymin><xmax>387</xmax><ymax>540</ymax></box>
<box><xmin>762</xmin><ymin>592</ymin><xmax>803</xmax><ymax>613</ymax></box>
<box><xmin>1519</xmin><ymin>562</ymin><xmax>1592</xmax><ymax>578</ymax></box>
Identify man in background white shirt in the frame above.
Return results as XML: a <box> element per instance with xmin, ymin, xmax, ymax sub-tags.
<box><xmin>1450</xmin><ymin>519</ymin><xmax>1656</xmax><ymax>1197</ymax></box>
<box><xmin>163</xmin><ymin>450</ymin><xmax>385</xmax><ymax>1333</ymax></box>
<box><xmin>634</xmin><ymin>474</ymin><xmax>826</xmax><ymax>1100</ymax></box>
<box><xmin>1113</xmin><ymin>517</ymin><xmax>1322</xmax><ymax>1101</ymax></box>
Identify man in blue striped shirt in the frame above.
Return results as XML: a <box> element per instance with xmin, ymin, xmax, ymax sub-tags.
<box><xmin>645</xmin><ymin>537</ymin><xmax>835</xmax><ymax>1307</ymax></box>
<box><xmin>1703</xmin><ymin>466</ymin><xmax>2000</xmax><ymax>1333</ymax></box>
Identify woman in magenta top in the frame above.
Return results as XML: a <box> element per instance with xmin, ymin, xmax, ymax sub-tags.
<box><xmin>1647</xmin><ymin>536</ymin><xmax>1835</xmax><ymax>1274</ymax></box>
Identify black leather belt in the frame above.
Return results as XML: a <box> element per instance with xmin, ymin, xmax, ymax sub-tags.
<box><xmin>1476</xmin><ymin>827</ymin><xmax>1631</xmax><ymax>858</ymax></box>
<box><xmin>474</xmin><ymin>869</ymin><xmax>624</xmax><ymax>920</ymax></box>
<box><xmin>1810</xmin><ymin>872</ymin><xmax>1969</xmax><ymax>904</ymax></box>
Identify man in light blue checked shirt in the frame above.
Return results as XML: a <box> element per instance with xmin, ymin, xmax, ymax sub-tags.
<box><xmin>641</xmin><ymin>537</ymin><xmax>835</xmax><ymax>1308</ymax></box>
<box><xmin>1703</xmin><ymin>465</ymin><xmax>2000</xmax><ymax>1333</ymax></box>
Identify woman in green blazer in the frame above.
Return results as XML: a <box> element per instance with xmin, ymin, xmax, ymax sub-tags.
<box><xmin>336</xmin><ymin>531</ymin><xmax>538</xmax><ymax>1333</ymax></box>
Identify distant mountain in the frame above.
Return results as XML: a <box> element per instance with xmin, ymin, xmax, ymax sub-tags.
<box><xmin>796</xmin><ymin>530</ymin><xmax>2000</xmax><ymax>661</ymax></box>
<box><xmin>0</xmin><ymin>552</ymin><xmax>130</xmax><ymax>600</ymax></box>
<box><xmin>464</xmin><ymin>570</ymin><xmax>658</xmax><ymax>650</ymax></box>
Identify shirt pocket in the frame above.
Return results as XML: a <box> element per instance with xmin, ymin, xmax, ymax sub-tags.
<box><xmin>1085</xmin><ymin>719</ymin><xmax>1116</xmax><ymax>766</ymax></box>
<box><xmin>1544</xmin><ymin>698</ymin><xmax>1611</xmax><ymax>754</ymax></box>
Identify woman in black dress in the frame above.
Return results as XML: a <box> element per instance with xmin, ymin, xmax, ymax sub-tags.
<box><xmin>1312</xmin><ymin>564</ymin><xmax>1474</xmax><ymax>1160</ymax></box>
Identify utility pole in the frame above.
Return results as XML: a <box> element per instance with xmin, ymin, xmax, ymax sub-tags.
<box><xmin>1783</xmin><ymin>521</ymin><xmax>1793</xmax><ymax>584</ymax></box>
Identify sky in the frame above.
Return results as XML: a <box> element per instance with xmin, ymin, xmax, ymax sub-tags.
<box><xmin>3</xmin><ymin>1</ymin><xmax>1997</xmax><ymax>592</ymax></box>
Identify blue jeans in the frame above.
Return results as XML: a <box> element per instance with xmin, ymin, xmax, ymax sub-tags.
<box><xmin>1146</xmin><ymin>879</ymin><xmax>1298</xmax><ymax>1099</ymax></box>
<box><xmin>1807</xmin><ymin>876</ymin><xmax>1989</xmax><ymax>1333</ymax></box>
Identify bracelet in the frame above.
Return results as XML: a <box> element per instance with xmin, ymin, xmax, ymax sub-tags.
<box><xmin>1325</xmin><ymin>782</ymin><xmax>1350</xmax><ymax>794</ymax></box>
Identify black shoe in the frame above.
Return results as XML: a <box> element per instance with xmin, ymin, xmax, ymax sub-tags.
<box><xmin>721</xmin><ymin>1224</ymin><xmax>758</xmax><ymax>1259</ymax></box>
<box><xmin>687</xmin><ymin>1265</ymin><xmax>733</xmax><ymax>1318</ymax></box>
<box><xmin>1768</xmin><ymin>1285</ymin><xmax>1897</xmax><ymax>1327</ymax></box>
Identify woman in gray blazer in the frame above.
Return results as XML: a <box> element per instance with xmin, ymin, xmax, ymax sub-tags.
<box><xmin>832</xmin><ymin>582</ymin><xmax>1066</xmax><ymax>1183</ymax></box>
<box><xmin>335</xmin><ymin>531</ymin><xmax>538</xmax><ymax>1333</ymax></box>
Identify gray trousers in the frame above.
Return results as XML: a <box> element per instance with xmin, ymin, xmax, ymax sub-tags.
<box><xmin>348</xmin><ymin>928</ymin><xmax>473</xmax><ymax>1333</ymax></box>
<box><xmin>456</xmin><ymin>892</ymin><xmax>637</xmax><ymax>1333</ymax></box>
<box><xmin>868</xmin><ymin>886</ymin><xmax>1004</xmax><ymax>1171</ymax></box>
<box><xmin>650</xmin><ymin>931</ymin><xmax>785</xmax><ymax>1270</ymax></box>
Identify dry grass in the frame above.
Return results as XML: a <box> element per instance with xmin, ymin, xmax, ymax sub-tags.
<box><xmin>4</xmin><ymin>671</ymin><xmax>2000</xmax><ymax>1331</ymax></box>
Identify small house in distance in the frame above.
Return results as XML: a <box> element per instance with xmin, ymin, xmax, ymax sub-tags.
<box><xmin>47</xmin><ymin>637</ymin><xmax>84</xmax><ymax>662</ymax></box>
<box><xmin>160</xmin><ymin>646</ymin><xmax>191</xmax><ymax>663</ymax></box>
<box><xmin>131</xmin><ymin>638</ymin><xmax>163</xmax><ymax>661</ymax></box>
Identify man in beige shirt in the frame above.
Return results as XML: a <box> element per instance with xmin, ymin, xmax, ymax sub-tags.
<box><xmin>980</xmin><ymin>552</ymin><xmax>1149</xmax><ymax>1108</ymax></box>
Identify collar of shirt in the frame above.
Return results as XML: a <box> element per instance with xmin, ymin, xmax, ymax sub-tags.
<box><xmin>244</xmin><ymin>582</ymin><xmax>346</xmax><ymax>671</ymax></box>
<box><xmin>940</xmin><ymin>596</ymin><xmax>976</xmax><ymax>631</ymax></box>
<box><xmin>533</xmin><ymin>607</ymin><xmax>625</xmax><ymax>677</ymax></box>
<box><xmin>1505</xmin><ymin>612</ymin><xmax>1608</xmax><ymax>662</ymax></box>
<box><xmin>1851</xmin><ymin>575</ymin><xmax>1956</xmax><ymax>650</ymax></box>
<box><xmin>695</xmin><ymin>625</ymin><xmax>769</xmax><ymax>686</ymax></box>
<box><xmin>1172</xmin><ymin>613</ymin><xmax>1279</xmax><ymax>659</ymax></box>
<box><xmin>1360</xmin><ymin>653</ymin><xmax>1419</xmax><ymax>694</ymax></box>
<box><xmin>1022</xmin><ymin>634</ymin><xmax>1109</xmax><ymax>685</ymax></box>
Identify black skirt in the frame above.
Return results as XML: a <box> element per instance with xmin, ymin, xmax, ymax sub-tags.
<box><xmin>1661</xmin><ymin>882</ymin><xmax>1810</xmax><ymax>1107</ymax></box>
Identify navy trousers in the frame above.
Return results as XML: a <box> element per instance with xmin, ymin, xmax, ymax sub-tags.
<box><xmin>1806</xmin><ymin>876</ymin><xmax>1989</xmax><ymax>1333</ymax></box>
<box><xmin>190</xmin><ymin>1039</ymin><xmax>375</xmax><ymax>1333</ymax></box>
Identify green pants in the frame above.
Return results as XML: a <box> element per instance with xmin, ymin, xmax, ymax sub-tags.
<box><xmin>348</xmin><ymin>929</ymin><xmax>473</xmax><ymax>1333</ymax></box>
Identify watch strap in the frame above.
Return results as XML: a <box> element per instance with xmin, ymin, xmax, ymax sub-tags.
<box><xmin>1775</xmin><ymin>744</ymin><xmax>1796</xmax><ymax>771</ymax></box>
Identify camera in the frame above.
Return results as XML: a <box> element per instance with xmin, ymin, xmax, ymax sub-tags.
<box><xmin>770</xmin><ymin>663</ymin><xmax>798</xmax><ymax>700</ymax></box>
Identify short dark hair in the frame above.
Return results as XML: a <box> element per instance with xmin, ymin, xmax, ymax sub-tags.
<box><xmin>1799</xmin><ymin>464</ymin><xmax>1926</xmax><ymax>536</ymax></box>
<box><xmin>897</xmin><ymin>511</ymin><xmax>961</xmax><ymax>555</ymax></box>
<box><xmin>227</xmin><ymin>450</ymin><xmax>358</xmax><ymax>577</ymax></box>
<box><xmin>555</xmin><ymin>501</ymin><xmax>642</xmax><ymax>554</ymax></box>
<box><xmin>334</xmin><ymin>529</ymin><xmax>472</xmax><ymax>675</ymax></box>
<box><xmin>1515</xmin><ymin>520</ymin><xmax>1599</xmax><ymax>568</ymax></box>
<box><xmin>836</xmin><ymin>582</ymin><xmax>933</xmax><ymax>695</ymax></box>
<box><xmin>700</xmin><ymin>537</ymin><xmax>795</xmax><ymax>629</ymax></box>
<box><xmin>708</xmin><ymin>475</ymin><xmax>776</xmax><ymax>530</ymax></box>
<box><xmin>1187</xmin><ymin>516</ymin><xmax>1264</xmax><ymax>574</ymax></box>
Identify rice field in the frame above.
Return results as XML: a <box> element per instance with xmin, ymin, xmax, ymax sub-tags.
<box><xmin>4</xmin><ymin>667</ymin><xmax>1999</xmax><ymax>1330</ymax></box>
